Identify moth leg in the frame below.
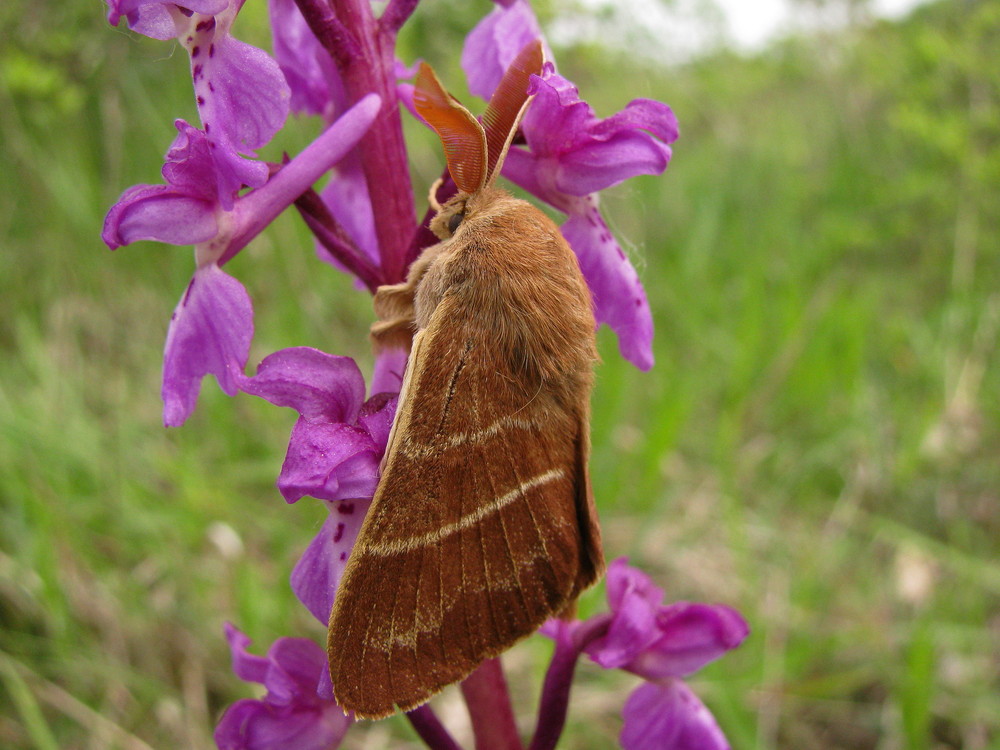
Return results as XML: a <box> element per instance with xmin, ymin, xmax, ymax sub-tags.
<box><xmin>371</xmin><ymin>241</ymin><xmax>447</xmax><ymax>352</ymax></box>
<box><xmin>370</xmin><ymin>316</ymin><xmax>418</xmax><ymax>352</ymax></box>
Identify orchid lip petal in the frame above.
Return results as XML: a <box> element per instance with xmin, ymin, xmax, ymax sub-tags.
<box><xmin>560</xmin><ymin>204</ymin><xmax>655</xmax><ymax>370</ymax></box>
<box><xmin>584</xmin><ymin>558</ymin><xmax>749</xmax><ymax>680</ymax></box>
<box><xmin>621</xmin><ymin>680</ymin><xmax>730</xmax><ymax>750</ymax></box>
<box><xmin>238</xmin><ymin>347</ymin><xmax>367</xmax><ymax>423</ymax></box>
<box><xmin>291</xmin><ymin>502</ymin><xmax>371</xmax><ymax>624</ymax></box>
<box><xmin>462</xmin><ymin>0</ymin><xmax>548</xmax><ymax>100</ymax></box>
<box><xmin>276</xmin><ymin>420</ymin><xmax>380</xmax><ymax>504</ymax></box>
<box><xmin>188</xmin><ymin>23</ymin><xmax>290</xmax><ymax>158</ymax></box>
<box><xmin>214</xmin><ymin>623</ymin><xmax>351</xmax><ymax>750</ymax></box>
<box><xmin>161</xmin><ymin>264</ymin><xmax>253</xmax><ymax>427</ymax></box>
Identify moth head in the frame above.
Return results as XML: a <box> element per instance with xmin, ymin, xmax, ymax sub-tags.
<box><xmin>414</xmin><ymin>39</ymin><xmax>544</xmax><ymax>205</ymax></box>
<box><xmin>428</xmin><ymin>195</ymin><xmax>468</xmax><ymax>240</ymax></box>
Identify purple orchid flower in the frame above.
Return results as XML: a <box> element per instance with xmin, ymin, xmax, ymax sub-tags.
<box><xmin>107</xmin><ymin>0</ymin><xmax>291</xmax><ymax>197</ymax></box>
<box><xmin>183</xmin><ymin>7</ymin><xmax>291</xmax><ymax>185</ymax></box>
<box><xmin>103</xmin><ymin>95</ymin><xmax>381</xmax><ymax>426</ymax></box>
<box><xmin>290</xmin><ymin>503</ymin><xmax>368</xmax><ymax>625</ymax></box>
<box><xmin>577</xmin><ymin>558</ymin><xmax>748</xmax><ymax>750</ymax></box>
<box><xmin>215</xmin><ymin>623</ymin><xmax>350</xmax><ymax>750</ymax></box>
<box><xmin>461</xmin><ymin>2</ymin><xmax>678</xmax><ymax>370</ymax></box>
<box><xmin>461</xmin><ymin>0</ymin><xmax>551</xmax><ymax>101</ymax></box>
<box><xmin>106</xmin><ymin>0</ymin><xmax>228</xmax><ymax>41</ymax></box>
<box><xmin>236</xmin><ymin>346</ymin><xmax>396</xmax><ymax>506</ymax></box>
<box><xmin>235</xmin><ymin>346</ymin><xmax>397</xmax><ymax>623</ymax></box>
<box><xmin>267</xmin><ymin>0</ymin><xmax>345</xmax><ymax>119</ymax></box>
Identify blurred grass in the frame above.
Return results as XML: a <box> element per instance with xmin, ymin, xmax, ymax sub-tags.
<box><xmin>2</xmin><ymin>0</ymin><xmax>999</xmax><ymax>748</ymax></box>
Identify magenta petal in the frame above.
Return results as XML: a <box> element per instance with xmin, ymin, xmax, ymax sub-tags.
<box><xmin>317</xmin><ymin>662</ymin><xmax>334</xmax><ymax>701</ymax></box>
<box><xmin>606</xmin><ymin>557</ymin><xmax>664</xmax><ymax>611</ymax></box>
<box><xmin>215</xmin><ymin>625</ymin><xmax>350</xmax><ymax>750</ymax></box>
<box><xmin>522</xmin><ymin>74</ymin><xmax>593</xmax><ymax>156</ymax></box>
<box><xmin>108</xmin><ymin>0</ymin><xmax>229</xmax><ymax>41</ymax></box>
<box><xmin>102</xmin><ymin>184</ymin><xmax>218</xmax><ymax>250</ymax></box>
<box><xmin>499</xmin><ymin>146</ymin><xmax>557</xmax><ymax>209</ymax></box>
<box><xmin>621</xmin><ymin>680</ymin><xmax>729</xmax><ymax>750</ymax></box>
<box><xmin>239</xmin><ymin>347</ymin><xmax>366</xmax><ymax>423</ymax></box>
<box><xmin>555</xmin><ymin>130</ymin><xmax>673</xmax><ymax>195</ymax></box>
<box><xmin>370</xmin><ymin>346</ymin><xmax>408</xmax><ymax>396</ymax></box>
<box><xmin>103</xmin><ymin>121</ymin><xmax>228</xmax><ymax>250</ymax></box>
<box><xmin>107</xmin><ymin>0</ymin><xmax>227</xmax><ymax>39</ymax></box>
<box><xmin>264</xmin><ymin>638</ymin><xmax>332</xmax><ymax>703</ymax></box>
<box><xmin>225</xmin><ymin>623</ymin><xmax>270</xmax><ymax>684</ymax></box>
<box><xmin>268</xmin><ymin>0</ymin><xmax>343</xmax><ymax>116</ymax></box>
<box><xmin>316</xmin><ymin>153</ymin><xmax>379</xmax><ymax>269</ymax></box>
<box><xmin>215</xmin><ymin>700</ymin><xmax>350</xmax><ymax>750</ymax></box>
<box><xmin>212</xmin><ymin>143</ymin><xmax>272</xmax><ymax>211</ymax></box>
<box><xmin>587</xmin><ymin>559</ymin><xmax>665</xmax><ymax>668</ymax></box>
<box><xmin>561</xmin><ymin>204</ymin><xmax>654</xmax><ymax>370</ymax></box>
<box><xmin>462</xmin><ymin>0</ymin><xmax>545</xmax><ymax>100</ymax></box>
<box><xmin>357</xmin><ymin>393</ymin><xmax>397</xmax><ymax>453</ymax></box>
<box><xmin>106</xmin><ymin>0</ymin><xmax>176</xmax><ymax>39</ymax></box>
<box><xmin>629</xmin><ymin>604</ymin><xmax>749</xmax><ymax>680</ymax></box>
<box><xmin>277</xmin><ymin>420</ymin><xmax>380</xmax><ymax>503</ymax></box>
<box><xmin>162</xmin><ymin>264</ymin><xmax>253</xmax><ymax>426</ymax></box>
<box><xmin>521</xmin><ymin>75</ymin><xmax>678</xmax><ymax>196</ymax></box>
<box><xmin>161</xmin><ymin>120</ymin><xmax>226</xmax><ymax>199</ymax></box>
<box><xmin>291</xmin><ymin>502</ymin><xmax>371</xmax><ymax>624</ymax></box>
<box><xmin>539</xmin><ymin>616</ymin><xmax>583</xmax><ymax>648</ymax></box>
<box><xmin>595</xmin><ymin>98</ymin><xmax>679</xmax><ymax>144</ymax></box>
<box><xmin>192</xmin><ymin>30</ymin><xmax>290</xmax><ymax>157</ymax></box>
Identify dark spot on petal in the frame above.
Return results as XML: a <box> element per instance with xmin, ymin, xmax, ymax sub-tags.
<box><xmin>193</xmin><ymin>64</ymin><xmax>203</xmax><ymax>78</ymax></box>
<box><xmin>208</xmin><ymin>82</ymin><xmax>215</xmax><ymax>92</ymax></box>
<box><xmin>181</xmin><ymin>276</ymin><xmax>197</xmax><ymax>305</ymax></box>
<box><xmin>617</xmin><ymin>247</ymin><xmax>626</xmax><ymax>260</ymax></box>
<box><xmin>186</xmin><ymin>36</ymin><xmax>193</xmax><ymax>44</ymax></box>
<box><xmin>191</xmin><ymin>45</ymin><xmax>200</xmax><ymax>57</ymax></box>
<box><xmin>635</xmin><ymin>298</ymin><xmax>642</xmax><ymax>307</ymax></box>
<box><xmin>196</xmin><ymin>19</ymin><xmax>213</xmax><ymax>32</ymax></box>
<box><xmin>196</xmin><ymin>96</ymin><xmax>205</xmax><ymax>106</ymax></box>
<box><xmin>333</xmin><ymin>523</ymin><xmax>346</xmax><ymax>543</ymax></box>
<box><xmin>340</xmin><ymin>552</ymin><xmax>347</xmax><ymax>561</ymax></box>
<box><xmin>339</xmin><ymin>502</ymin><xmax>355</xmax><ymax>515</ymax></box>
<box><xmin>209</xmin><ymin>44</ymin><xmax>215</xmax><ymax>57</ymax></box>
<box><xmin>204</xmin><ymin>123</ymin><xmax>211</xmax><ymax>133</ymax></box>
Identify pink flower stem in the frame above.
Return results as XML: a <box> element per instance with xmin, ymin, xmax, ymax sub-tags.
<box><xmin>461</xmin><ymin>658</ymin><xmax>523</xmax><ymax>750</ymax></box>
<box><xmin>406</xmin><ymin>704</ymin><xmax>463</xmax><ymax>750</ymax></box>
<box><xmin>327</xmin><ymin>0</ymin><xmax>417</xmax><ymax>285</ymax></box>
<box><xmin>291</xmin><ymin>0</ymin><xmax>359</xmax><ymax>68</ymax></box>
<box><xmin>528</xmin><ymin>616</ymin><xmax>611</xmax><ymax>750</ymax></box>
<box><xmin>295</xmin><ymin>186</ymin><xmax>383</xmax><ymax>292</ymax></box>
<box><xmin>378</xmin><ymin>0</ymin><xmax>420</xmax><ymax>33</ymax></box>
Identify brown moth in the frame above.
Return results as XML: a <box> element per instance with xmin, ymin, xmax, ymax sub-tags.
<box><xmin>327</xmin><ymin>40</ymin><xmax>604</xmax><ymax>719</ymax></box>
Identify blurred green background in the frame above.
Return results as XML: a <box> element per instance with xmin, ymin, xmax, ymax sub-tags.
<box><xmin>2</xmin><ymin>0</ymin><xmax>998</xmax><ymax>747</ymax></box>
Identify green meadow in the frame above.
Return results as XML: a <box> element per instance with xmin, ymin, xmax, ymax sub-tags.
<box><xmin>2</xmin><ymin>0</ymin><xmax>998</xmax><ymax>747</ymax></box>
